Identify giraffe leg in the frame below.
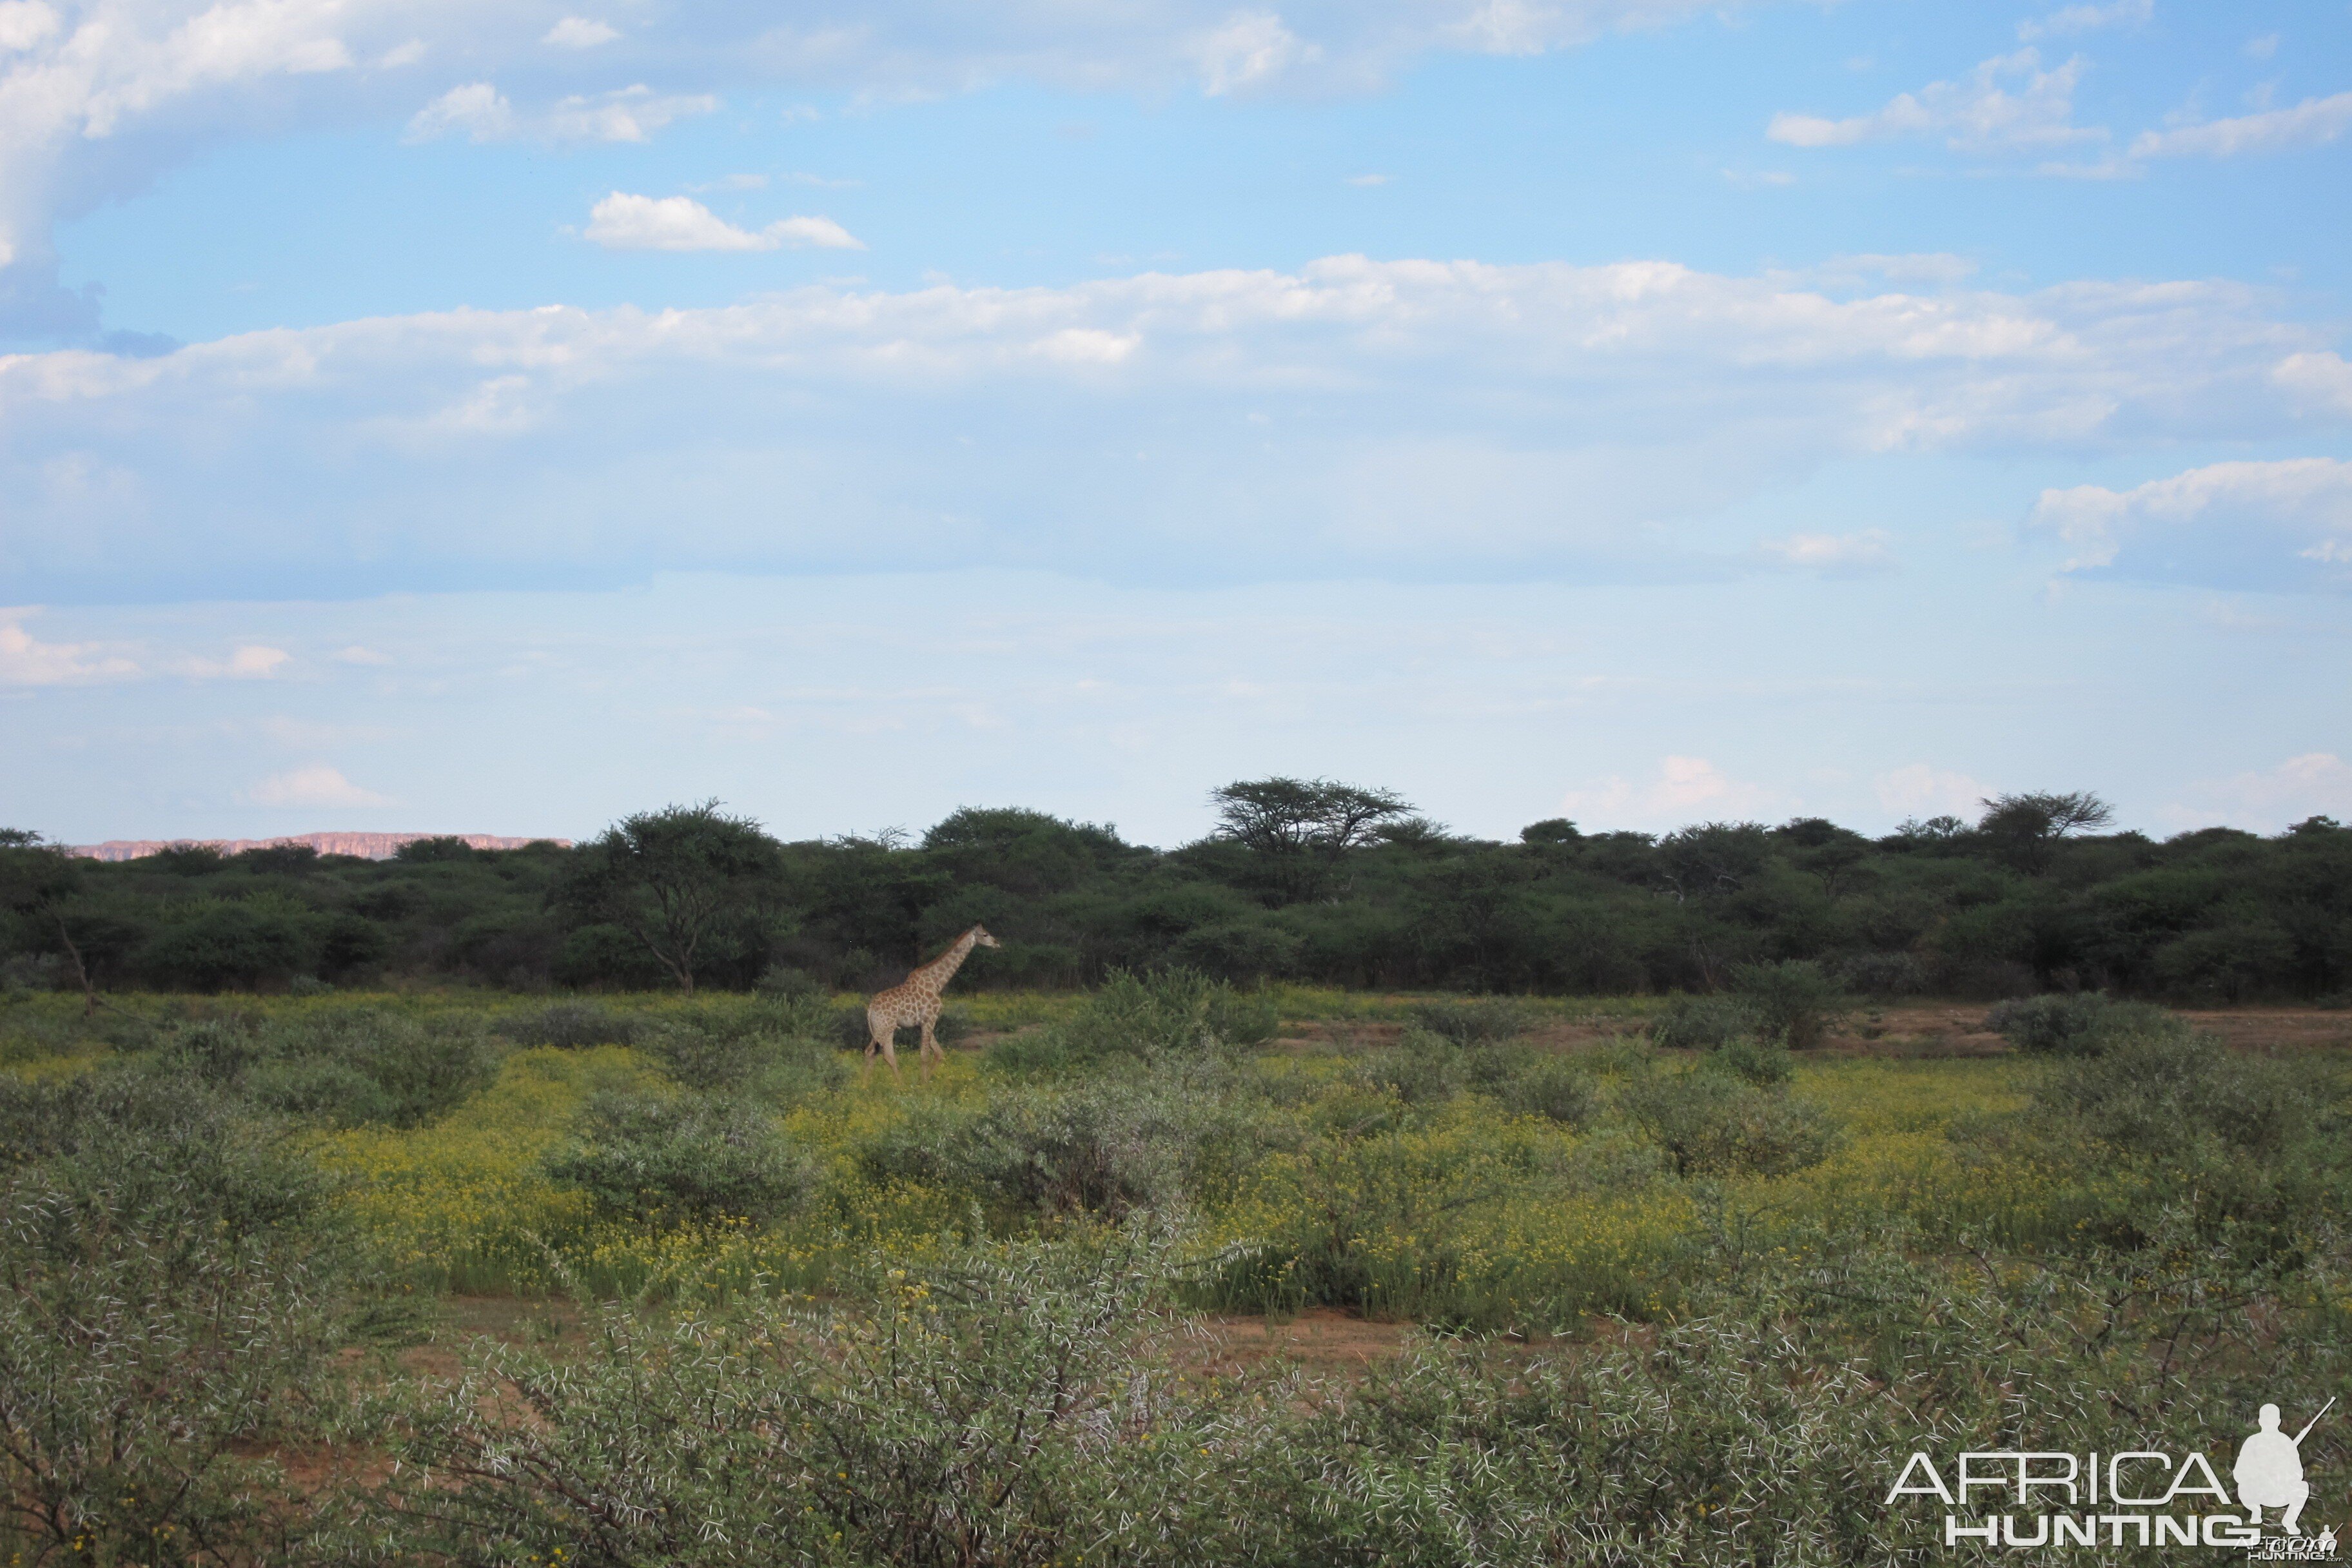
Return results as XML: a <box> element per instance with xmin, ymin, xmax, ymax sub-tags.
<box><xmin>919</xmin><ymin>1016</ymin><xmax>940</xmax><ymax>1083</ymax></box>
<box><xmin>865</xmin><ymin>1021</ymin><xmax>903</xmax><ymax>1084</ymax></box>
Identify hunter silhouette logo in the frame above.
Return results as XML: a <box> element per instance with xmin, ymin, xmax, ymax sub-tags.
<box><xmin>2240</xmin><ymin>1400</ymin><xmax>2331</xmax><ymax>1538</ymax></box>
<box><xmin>1885</xmin><ymin>1398</ymin><xmax>2338</xmax><ymax>1553</ymax></box>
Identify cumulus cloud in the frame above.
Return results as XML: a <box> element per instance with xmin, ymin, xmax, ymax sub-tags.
<box><xmin>582</xmin><ymin>193</ymin><xmax>864</xmax><ymax>251</ymax></box>
<box><xmin>0</xmin><ymin>256</ymin><xmax>2340</xmax><ymax>597</ymax></box>
<box><xmin>1558</xmin><ymin>756</ymin><xmax>1784</xmax><ymax>829</ymax></box>
<box><xmin>2028</xmin><ymin>458</ymin><xmax>2352</xmax><ymax>583</ymax></box>
<box><xmin>2016</xmin><ymin>0</ymin><xmax>2149</xmax><ymax>41</ymax></box>
<box><xmin>0</xmin><ymin>0</ymin><xmax>59</xmax><ymax>51</ymax></box>
<box><xmin>2162</xmin><ymin>753</ymin><xmax>2352</xmax><ymax>833</ymax></box>
<box><xmin>543</xmin><ymin>15</ymin><xmax>618</xmax><ymax>48</ymax></box>
<box><xmin>406</xmin><ymin>83</ymin><xmax>719</xmax><ymax>144</ymax></box>
<box><xmin>0</xmin><ymin>0</ymin><xmax>1776</xmax><ymax>342</ymax></box>
<box><xmin>2275</xmin><ymin>351</ymin><xmax>2352</xmax><ymax>416</ymax></box>
<box><xmin>1875</xmin><ymin>763</ymin><xmax>1991</xmax><ymax>819</ymax></box>
<box><xmin>1192</xmin><ymin>11</ymin><xmax>1317</xmax><ymax>95</ymax></box>
<box><xmin>1768</xmin><ymin>48</ymin><xmax>2100</xmax><ymax>154</ymax></box>
<box><xmin>2130</xmin><ymin>92</ymin><xmax>2352</xmax><ymax>159</ymax></box>
<box><xmin>0</xmin><ymin>612</ymin><xmax>139</xmax><ymax>684</ymax></box>
<box><xmin>246</xmin><ymin>764</ymin><xmax>391</xmax><ymax>807</ymax></box>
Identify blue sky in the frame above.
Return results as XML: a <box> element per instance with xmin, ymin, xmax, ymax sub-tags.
<box><xmin>3</xmin><ymin>0</ymin><xmax>2349</xmax><ymax>846</ymax></box>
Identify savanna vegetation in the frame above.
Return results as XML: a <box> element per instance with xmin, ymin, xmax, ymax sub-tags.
<box><xmin>5</xmin><ymin>780</ymin><xmax>2351</xmax><ymax>1005</ymax></box>
<box><xmin>3</xmin><ymin>965</ymin><xmax>2345</xmax><ymax>1564</ymax></box>
<box><xmin>4</xmin><ymin>789</ymin><xmax>2346</xmax><ymax>1562</ymax></box>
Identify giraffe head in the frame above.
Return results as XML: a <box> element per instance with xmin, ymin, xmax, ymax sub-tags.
<box><xmin>971</xmin><ymin>925</ymin><xmax>1001</xmax><ymax>948</ymax></box>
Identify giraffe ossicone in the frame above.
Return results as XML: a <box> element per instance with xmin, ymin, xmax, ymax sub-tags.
<box><xmin>863</xmin><ymin>924</ymin><xmax>1001</xmax><ymax>1083</ymax></box>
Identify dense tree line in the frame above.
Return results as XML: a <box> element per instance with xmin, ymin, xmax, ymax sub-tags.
<box><xmin>3</xmin><ymin>781</ymin><xmax>2348</xmax><ymax>1001</ymax></box>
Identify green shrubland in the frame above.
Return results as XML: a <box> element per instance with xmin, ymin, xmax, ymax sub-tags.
<box><xmin>1</xmin><ymin>970</ymin><xmax>2347</xmax><ymax>1562</ymax></box>
<box><xmin>7</xmin><ymin>787</ymin><xmax>2350</xmax><ymax>1003</ymax></box>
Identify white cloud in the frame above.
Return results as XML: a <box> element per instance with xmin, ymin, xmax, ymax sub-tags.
<box><xmin>2028</xmin><ymin>457</ymin><xmax>2352</xmax><ymax>578</ymax></box>
<box><xmin>1345</xmin><ymin>172</ymin><xmax>1389</xmax><ymax>186</ymax></box>
<box><xmin>0</xmin><ymin>614</ymin><xmax>283</xmax><ymax>685</ymax></box>
<box><xmin>407</xmin><ymin>83</ymin><xmax>719</xmax><ymax>144</ymax></box>
<box><xmin>1754</xmin><ymin>529</ymin><xmax>1895</xmax><ymax>574</ymax></box>
<box><xmin>585</xmin><ymin>193</ymin><xmax>767</xmax><ymax>252</ymax></box>
<box><xmin>582</xmin><ymin>193</ymin><xmax>864</xmax><ymax>251</ymax></box>
<box><xmin>2244</xmin><ymin>34</ymin><xmax>2280</xmax><ymax>61</ymax></box>
<box><xmin>0</xmin><ymin>0</ymin><xmax>57</xmax><ymax>52</ymax></box>
<box><xmin>1769</xmin><ymin>48</ymin><xmax>2101</xmax><ymax>154</ymax></box>
<box><xmin>767</xmin><ymin>215</ymin><xmax>864</xmax><ymax>250</ymax></box>
<box><xmin>545</xmin><ymin>84</ymin><xmax>719</xmax><ymax>142</ymax></box>
<box><xmin>177</xmin><ymin>643</ymin><xmax>291</xmax><ymax>678</ymax></box>
<box><xmin>2130</xmin><ymin>92</ymin><xmax>2352</xmax><ymax>159</ymax></box>
<box><xmin>1875</xmin><ymin>763</ymin><xmax>1990</xmax><ymax>819</ymax></box>
<box><xmin>2017</xmin><ymin>0</ymin><xmax>2150</xmax><ymax>41</ymax></box>
<box><xmin>543</xmin><ymin>16</ymin><xmax>619</xmax><ymax>48</ymax></box>
<box><xmin>0</xmin><ymin>0</ymin><xmax>1781</xmax><ymax>339</ymax></box>
<box><xmin>2275</xmin><ymin>351</ymin><xmax>2352</xmax><ymax>416</ymax></box>
<box><xmin>1559</xmin><ymin>756</ymin><xmax>1784</xmax><ymax>830</ymax></box>
<box><xmin>246</xmin><ymin>765</ymin><xmax>391</xmax><ymax>808</ymax></box>
<box><xmin>0</xmin><ymin>612</ymin><xmax>139</xmax><ymax>684</ymax></box>
<box><xmin>1192</xmin><ymin>12</ymin><xmax>1317</xmax><ymax>96</ymax></box>
<box><xmin>0</xmin><ymin>257</ymin><xmax>2339</xmax><ymax>594</ymax></box>
<box><xmin>2162</xmin><ymin>753</ymin><xmax>2352</xmax><ymax>832</ymax></box>
<box><xmin>404</xmin><ymin>81</ymin><xmax>514</xmax><ymax>142</ymax></box>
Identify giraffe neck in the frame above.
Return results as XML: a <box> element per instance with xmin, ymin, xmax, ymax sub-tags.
<box><xmin>913</xmin><ymin>929</ymin><xmax>979</xmax><ymax>993</ymax></box>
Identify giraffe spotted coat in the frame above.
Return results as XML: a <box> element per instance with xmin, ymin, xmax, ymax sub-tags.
<box><xmin>865</xmin><ymin>924</ymin><xmax>999</xmax><ymax>1081</ymax></box>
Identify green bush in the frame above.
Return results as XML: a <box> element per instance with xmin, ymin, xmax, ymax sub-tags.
<box><xmin>1727</xmin><ymin>959</ymin><xmax>1850</xmax><ymax>1048</ymax></box>
<box><xmin>137</xmin><ymin>899</ymin><xmax>317</xmax><ymax>990</ymax></box>
<box><xmin>1496</xmin><ymin>1054</ymin><xmax>1596</xmax><ymax>1125</ymax></box>
<box><xmin>639</xmin><ymin>1006</ymin><xmax>850</xmax><ymax>1093</ymax></box>
<box><xmin>943</xmin><ymin>1077</ymin><xmax>1227</xmax><ymax>1219</ymax></box>
<box><xmin>1350</xmin><ymin>1026</ymin><xmax>1469</xmax><ymax>1106</ymax></box>
<box><xmin>504</xmin><ymin>1000</ymin><xmax>640</xmax><ymax>1048</ymax></box>
<box><xmin>0</xmin><ymin>1072</ymin><xmax>375</xmax><ymax>1567</ymax></box>
<box><xmin>990</xmin><ymin>968</ymin><xmax>1275</xmax><ymax>1074</ymax></box>
<box><xmin>2037</xmin><ymin>1026</ymin><xmax>2315</xmax><ymax>1161</ymax></box>
<box><xmin>384</xmin><ymin>1234</ymin><xmax>1288</xmax><ymax>1568</ymax></box>
<box><xmin>244</xmin><ymin>1009</ymin><xmax>496</xmax><ymax>1128</ymax></box>
<box><xmin>1703</xmin><ymin>1035</ymin><xmax>1795</xmax><ymax>1088</ymax></box>
<box><xmin>754</xmin><ymin>962</ymin><xmax>826</xmax><ymax>999</ymax></box>
<box><xmin>1983</xmin><ymin>990</ymin><xmax>2176</xmax><ymax>1055</ymax></box>
<box><xmin>1648</xmin><ymin>993</ymin><xmax>1759</xmax><ymax>1050</ymax></box>
<box><xmin>1620</xmin><ymin>1070</ymin><xmax>1838</xmax><ymax>1177</ymax></box>
<box><xmin>544</xmin><ymin>1092</ymin><xmax>814</xmax><ymax>1224</ymax></box>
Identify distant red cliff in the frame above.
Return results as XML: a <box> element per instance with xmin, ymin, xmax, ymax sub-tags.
<box><xmin>68</xmin><ymin>832</ymin><xmax>571</xmax><ymax>862</ymax></box>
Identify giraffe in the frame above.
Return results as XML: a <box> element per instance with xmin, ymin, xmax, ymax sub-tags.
<box><xmin>863</xmin><ymin>924</ymin><xmax>1001</xmax><ymax>1083</ymax></box>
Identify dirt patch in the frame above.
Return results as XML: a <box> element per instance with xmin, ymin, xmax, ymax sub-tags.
<box><xmin>1821</xmin><ymin>1005</ymin><xmax>2352</xmax><ymax>1057</ymax></box>
<box><xmin>1181</xmin><ymin>1309</ymin><xmax>1411</xmax><ymax>1378</ymax></box>
<box><xmin>2176</xmin><ymin>1010</ymin><xmax>2352</xmax><ymax>1052</ymax></box>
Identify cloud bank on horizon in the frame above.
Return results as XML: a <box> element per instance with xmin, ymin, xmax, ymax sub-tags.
<box><xmin>1</xmin><ymin>0</ymin><xmax>2346</xmax><ymax>845</ymax></box>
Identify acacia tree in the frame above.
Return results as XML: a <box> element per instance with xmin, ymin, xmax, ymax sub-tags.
<box><xmin>0</xmin><ymin>830</ymin><xmax>113</xmax><ymax>1014</ymax></box>
<box><xmin>1977</xmin><ymin>791</ymin><xmax>2115</xmax><ymax>875</ymax></box>
<box><xmin>556</xmin><ymin>803</ymin><xmax>782</xmax><ymax>994</ymax></box>
<box><xmin>1208</xmin><ymin>778</ymin><xmax>1417</xmax><ymax>905</ymax></box>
